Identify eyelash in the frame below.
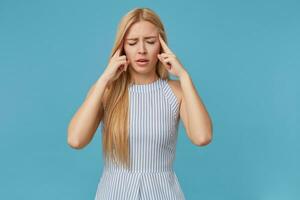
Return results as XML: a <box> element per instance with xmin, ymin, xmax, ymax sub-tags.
<box><xmin>128</xmin><ymin>41</ymin><xmax>155</xmax><ymax>46</ymax></box>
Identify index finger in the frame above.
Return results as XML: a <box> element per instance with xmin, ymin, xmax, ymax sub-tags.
<box><xmin>158</xmin><ymin>34</ymin><xmax>173</xmax><ymax>54</ymax></box>
<box><xmin>113</xmin><ymin>40</ymin><xmax>124</xmax><ymax>58</ymax></box>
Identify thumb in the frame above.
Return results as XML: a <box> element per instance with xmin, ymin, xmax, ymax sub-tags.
<box><xmin>124</xmin><ymin>60</ymin><xmax>130</xmax><ymax>71</ymax></box>
<box><xmin>158</xmin><ymin>54</ymin><xmax>171</xmax><ymax>70</ymax></box>
<box><xmin>158</xmin><ymin>54</ymin><xmax>166</xmax><ymax>65</ymax></box>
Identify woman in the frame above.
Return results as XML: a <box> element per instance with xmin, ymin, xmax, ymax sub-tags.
<box><xmin>67</xmin><ymin>7</ymin><xmax>213</xmax><ymax>200</ymax></box>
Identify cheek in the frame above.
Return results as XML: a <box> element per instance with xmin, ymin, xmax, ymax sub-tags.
<box><xmin>148</xmin><ymin>44</ymin><xmax>160</xmax><ymax>53</ymax></box>
<box><xmin>124</xmin><ymin>47</ymin><xmax>135</xmax><ymax>59</ymax></box>
<box><xmin>149</xmin><ymin>44</ymin><xmax>161</xmax><ymax>58</ymax></box>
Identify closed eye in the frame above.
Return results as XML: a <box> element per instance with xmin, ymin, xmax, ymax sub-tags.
<box><xmin>128</xmin><ymin>41</ymin><xmax>156</xmax><ymax>46</ymax></box>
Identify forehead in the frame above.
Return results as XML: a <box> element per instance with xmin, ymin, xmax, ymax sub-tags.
<box><xmin>125</xmin><ymin>21</ymin><xmax>158</xmax><ymax>39</ymax></box>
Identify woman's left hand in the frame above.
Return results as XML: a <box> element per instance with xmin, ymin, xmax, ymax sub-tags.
<box><xmin>157</xmin><ymin>34</ymin><xmax>187</xmax><ymax>78</ymax></box>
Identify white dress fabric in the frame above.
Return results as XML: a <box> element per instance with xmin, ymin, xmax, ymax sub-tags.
<box><xmin>94</xmin><ymin>78</ymin><xmax>185</xmax><ymax>200</ymax></box>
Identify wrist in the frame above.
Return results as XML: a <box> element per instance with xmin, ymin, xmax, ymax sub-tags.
<box><xmin>96</xmin><ymin>75</ymin><xmax>110</xmax><ymax>87</ymax></box>
<box><xmin>179</xmin><ymin>69</ymin><xmax>189</xmax><ymax>81</ymax></box>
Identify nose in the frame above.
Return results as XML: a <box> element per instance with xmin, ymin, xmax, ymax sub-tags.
<box><xmin>137</xmin><ymin>42</ymin><xmax>147</xmax><ymax>54</ymax></box>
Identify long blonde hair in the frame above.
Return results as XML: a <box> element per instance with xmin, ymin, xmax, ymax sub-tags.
<box><xmin>102</xmin><ymin>7</ymin><xmax>170</xmax><ymax>169</ymax></box>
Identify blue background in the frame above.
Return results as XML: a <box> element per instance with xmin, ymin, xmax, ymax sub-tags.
<box><xmin>0</xmin><ymin>0</ymin><xmax>299</xmax><ymax>199</ymax></box>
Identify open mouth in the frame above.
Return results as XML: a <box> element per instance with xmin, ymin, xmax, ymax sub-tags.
<box><xmin>135</xmin><ymin>59</ymin><xmax>149</xmax><ymax>66</ymax></box>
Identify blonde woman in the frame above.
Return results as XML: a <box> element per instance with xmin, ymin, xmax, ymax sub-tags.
<box><xmin>67</xmin><ymin>7</ymin><xmax>213</xmax><ymax>200</ymax></box>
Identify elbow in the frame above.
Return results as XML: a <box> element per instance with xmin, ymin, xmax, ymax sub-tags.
<box><xmin>191</xmin><ymin>119</ymin><xmax>213</xmax><ymax>146</ymax></box>
<box><xmin>193</xmin><ymin>132</ymin><xmax>213</xmax><ymax>147</ymax></box>
<box><xmin>67</xmin><ymin>128</ymin><xmax>85</xmax><ymax>149</ymax></box>
<box><xmin>193</xmin><ymin>138</ymin><xmax>211</xmax><ymax>146</ymax></box>
<box><xmin>196</xmin><ymin>121</ymin><xmax>213</xmax><ymax>146</ymax></box>
<box><xmin>67</xmin><ymin>137</ymin><xmax>84</xmax><ymax>149</ymax></box>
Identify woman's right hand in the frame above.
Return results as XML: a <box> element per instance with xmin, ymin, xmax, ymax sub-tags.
<box><xmin>102</xmin><ymin>44</ymin><xmax>129</xmax><ymax>84</ymax></box>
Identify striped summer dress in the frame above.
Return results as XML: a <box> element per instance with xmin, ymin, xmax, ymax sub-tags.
<box><xmin>94</xmin><ymin>77</ymin><xmax>185</xmax><ymax>200</ymax></box>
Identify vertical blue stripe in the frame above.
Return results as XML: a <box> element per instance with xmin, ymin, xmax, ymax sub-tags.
<box><xmin>94</xmin><ymin>78</ymin><xmax>185</xmax><ymax>200</ymax></box>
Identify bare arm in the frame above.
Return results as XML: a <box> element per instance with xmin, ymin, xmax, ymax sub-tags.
<box><xmin>179</xmin><ymin>71</ymin><xmax>213</xmax><ymax>146</ymax></box>
<box><xmin>67</xmin><ymin>41</ymin><xmax>130</xmax><ymax>149</ymax></box>
<box><xmin>157</xmin><ymin>33</ymin><xmax>212</xmax><ymax>146</ymax></box>
<box><xmin>67</xmin><ymin>75</ymin><xmax>109</xmax><ymax>149</ymax></box>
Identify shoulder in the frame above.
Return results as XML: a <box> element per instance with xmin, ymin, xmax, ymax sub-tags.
<box><xmin>166</xmin><ymin>79</ymin><xmax>182</xmax><ymax>104</ymax></box>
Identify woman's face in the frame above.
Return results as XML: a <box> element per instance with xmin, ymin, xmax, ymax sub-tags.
<box><xmin>124</xmin><ymin>21</ymin><xmax>161</xmax><ymax>75</ymax></box>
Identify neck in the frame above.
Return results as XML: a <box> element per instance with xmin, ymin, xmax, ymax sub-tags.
<box><xmin>129</xmin><ymin>72</ymin><xmax>159</xmax><ymax>85</ymax></box>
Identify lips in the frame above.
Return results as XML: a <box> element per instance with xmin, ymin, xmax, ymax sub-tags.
<box><xmin>135</xmin><ymin>58</ymin><xmax>149</xmax><ymax>66</ymax></box>
<box><xmin>136</xmin><ymin>59</ymin><xmax>149</xmax><ymax>62</ymax></box>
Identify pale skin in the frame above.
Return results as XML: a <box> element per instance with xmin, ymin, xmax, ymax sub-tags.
<box><xmin>157</xmin><ymin>34</ymin><xmax>213</xmax><ymax>146</ymax></box>
<box><xmin>67</xmin><ymin>20</ymin><xmax>212</xmax><ymax>149</ymax></box>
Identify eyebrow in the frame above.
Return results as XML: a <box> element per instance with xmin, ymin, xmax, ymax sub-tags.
<box><xmin>126</xmin><ymin>36</ymin><xmax>157</xmax><ymax>40</ymax></box>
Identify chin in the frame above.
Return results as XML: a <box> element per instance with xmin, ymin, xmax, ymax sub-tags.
<box><xmin>132</xmin><ymin>63</ymin><xmax>154</xmax><ymax>72</ymax></box>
